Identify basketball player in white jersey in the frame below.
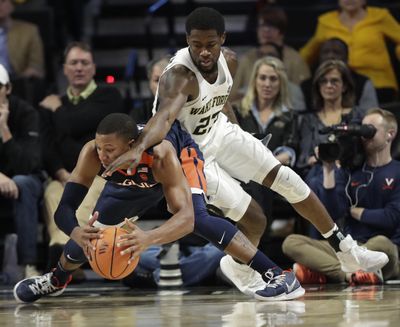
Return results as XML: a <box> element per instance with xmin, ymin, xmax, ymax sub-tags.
<box><xmin>104</xmin><ymin>7</ymin><xmax>388</xmax><ymax>300</ymax></box>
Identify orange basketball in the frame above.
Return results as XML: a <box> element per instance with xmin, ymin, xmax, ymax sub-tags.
<box><xmin>89</xmin><ymin>226</ymin><xmax>139</xmax><ymax>280</ymax></box>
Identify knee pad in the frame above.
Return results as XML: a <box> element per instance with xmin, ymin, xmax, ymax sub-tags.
<box><xmin>64</xmin><ymin>239</ymin><xmax>87</xmax><ymax>265</ymax></box>
<box><xmin>270</xmin><ymin>166</ymin><xmax>310</xmax><ymax>203</ymax></box>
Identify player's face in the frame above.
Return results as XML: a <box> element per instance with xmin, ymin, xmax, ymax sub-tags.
<box><xmin>318</xmin><ymin>69</ymin><xmax>344</xmax><ymax>103</ymax></box>
<box><xmin>95</xmin><ymin>133</ymin><xmax>131</xmax><ymax>168</ymax></box>
<box><xmin>63</xmin><ymin>47</ymin><xmax>96</xmax><ymax>90</ymax></box>
<box><xmin>255</xmin><ymin>64</ymin><xmax>280</xmax><ymax>102</ymax></box>
<box><xmin>362</xmin><ymin>114</ymin><xmax>389</xmax><ymax>155</ymax></box>
<box><xmin>187</xmin><ymin>29</ymin><xmax>225</xmax><ymax>74</ymax></box>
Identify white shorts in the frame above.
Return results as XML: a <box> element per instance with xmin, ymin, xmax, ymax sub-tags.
<box><xmin>202</xmin><ymin>116</ymin><xmax>280</xmax><ymax>221</ymax></box>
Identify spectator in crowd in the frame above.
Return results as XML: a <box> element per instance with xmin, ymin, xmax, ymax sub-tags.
<box><xmin>296</xmin><ymin>59</ymin><xmax>364</xmax><ymax>176</ymax></box>
<box><xmin>300</xmin><ymin>0</ymin><xmax>400</xmax><ymax>103</ymax></box>
<box><xmin>0</xmin><ymin>0</ymin><xmax>45</xmax><ymax>79</ymax></box>
<box><xmin>130</xmin><ymin>55</ymin><xmax>171</xmax><ymax>124</ymax></box>
<box><xmin>230</xmin><ymin>5</ymin><xmax>311</xmax><ymax>102</ymax></box>
<box><xmin>301</xmin><ymin>38</ymin><xmax>378</xmax><ymax>113</ymax></box>
<box><xmin>233</xmin><ymin>56</ymin><xmax>299</xmax><ymax>263</ymax></box>
<box><xmin>39</xmin><ymin>41</ymin><xmax>124</xmax><ymax>274</ymax></box>
<box><xmin>0</xmin><ymin>64</ymin><xmax>43</xmax><ymax>283</ymax></box>
<box><xmin>283</xmin><ymin>108</ymin><xmax>400</xmax><ymax>285</ymax></box>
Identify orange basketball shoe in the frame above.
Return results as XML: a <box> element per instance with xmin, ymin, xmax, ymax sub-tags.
<box><xmin>293</xmin><ymin>263</ymin><xmax>327</xmax><ymax>284</ymax></box>
<box><xmin>350</xmin><ymin>269</ymin><xmax>383</xmax><ymax>285</ymax></box>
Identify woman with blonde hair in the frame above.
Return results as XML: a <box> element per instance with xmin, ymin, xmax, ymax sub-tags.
<box><xmin>236</xmin><ymin>56</ymin><xmax>297</xmax><ymax>166</ymax></box>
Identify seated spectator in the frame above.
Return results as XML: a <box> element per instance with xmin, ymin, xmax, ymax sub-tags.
<box><xmin>230</xmin><ymin>5</ymin><xmax>310</xmax><ymax>102</ymax></box>
<box><xmin>0</xmin><ymin>0</ymin><xmax>46</xmax><ymax>105</ymax></box>
<box><xmin>283</xmin><ymin>108</ymin><xmax>400</xmax><ymax>285</ymax></box>
<box><xmin>39</xmin><ymin>41</ymin><xmax>124</xmax><ymax>274</ymax></box>
<box><xmin>129</xmin><ymin>55</ymin><xmax>171</xmax><ymax>124</ymax></box>
<box><xmin>0</xmin><ymin>0</ymin><xmax>44</xmax><ymax>78</ymax></box>
<box><xmin>296</xmin><ymin>59</ymin><xmax>364</xmax><ymax>177</ymax></box>
<box><xmin>301</xmin><ymin>38</ymin><xmax>378</xmax><ymax>113</ymax></box>
<box><xmin>233</xmin><ymin>56</ymin><xmax>299</xmax><ymax>264</ymax></box>
<box><xmin>300</xmin><ymin>1</ymin><xmax>400</xmax><ymax>103</ymax></box>
<box><xmin>0</xmin><ymin>64</ymin><xmax>43</xmax><ymax>283</ymax></box>
<box><xmin>249</xmin><ymin>42</ymin><xmax>306</xmax><ymax>111</ymax></box>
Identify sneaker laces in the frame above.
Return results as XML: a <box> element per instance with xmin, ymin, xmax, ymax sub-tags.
<box><xmin>28</xmin><ymin>273</ymin><xmax>59</xmax><ymax>296</ymax></box>
<box><xmin>264</xmin><ymin>270</ymin><xmax>286</xmax><ymax>288</ymax></box>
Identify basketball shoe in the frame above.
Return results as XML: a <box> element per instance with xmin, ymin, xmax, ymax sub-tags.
<box><xmin>350</xmin><ymin>269</ymin><xmax>383</xmax><ymax>285</ymax></box>
<box><xmin>293</xmin><ymin>263</ymin><xmax>326</xmax><ymax>284</ymax></box>
<box><xmin>220</xmin><ymin>255</ymin><xmax>266</xmax><ymax>296</ymax></box>
<box><xmin>13</xmin><ymin>271</ymin><xmax>72</xmax><ymax>303</ymax></box>
<box><xmin>254</xmin><ymin>270</ymin><xmax>305</xmax><ymax>301</ymax></box>
<box><xmin>336</xmin><ymin>235</ymin><xmax>389</xmax><ymax>273</ymax></box>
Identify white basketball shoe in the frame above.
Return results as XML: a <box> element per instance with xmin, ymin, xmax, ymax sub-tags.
<box><xmin>220</xmin><ymin>255</ymin><xmax>266</xmax><ymax>296</ymax></box>
<box><xmin>336</xmin><ymin>235</ymin><xmax>389</xmax><ymax>273</ymax></box>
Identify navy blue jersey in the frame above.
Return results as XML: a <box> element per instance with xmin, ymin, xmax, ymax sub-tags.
<box><xmin>95</xmin><ymin>121</ymin><xmax>206</xmax><ymax>226</ymax></box>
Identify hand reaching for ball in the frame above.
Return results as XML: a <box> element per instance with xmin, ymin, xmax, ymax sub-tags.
<box><xmin>70</xmin><ymin>211</ymin><xmax>103</xmax><ymax>259</ymax></box>
<box><xmin>117</xmin><ymin>218</ymin><xmax>151</xmax><ymax>263</ymax></box>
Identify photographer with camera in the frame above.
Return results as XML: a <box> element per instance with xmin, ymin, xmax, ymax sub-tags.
<box><xmin>296</xmin><ymin>59</ymin><xmax>364</xmax><ymax>178</ymax></box>
<box><xmin>283</xmin><ymin>108</ymin><xmax>400</xmax><ymax>285</ymax></box>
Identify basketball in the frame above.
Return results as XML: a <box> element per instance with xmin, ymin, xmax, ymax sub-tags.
<box><xmin>89</xmin><ymin>226</ymin><xmax>139</xmax><ymax>280</ymax></box>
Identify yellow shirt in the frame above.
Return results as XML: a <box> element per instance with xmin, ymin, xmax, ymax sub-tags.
<box><xmin>300</xmin><ymin>7</ymin><xmax>400</xmax><ymax>90</ymax></box>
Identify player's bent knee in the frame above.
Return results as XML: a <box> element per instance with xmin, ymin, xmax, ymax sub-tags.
<box><xmin>270</xmin><ymin>166</ymin><xmax>310</xmax><ymax>203</ymax></box>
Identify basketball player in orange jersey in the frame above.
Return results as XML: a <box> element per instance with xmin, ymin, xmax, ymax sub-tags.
<box><xmin>103</xmin><ymin>7</ymin><xmax>389</xmax><ymax>300</ymax></box>
<box><xmin>15</xmin><ymin>113</ymin><xmax>303</xmax><ymax>303</ymax></box>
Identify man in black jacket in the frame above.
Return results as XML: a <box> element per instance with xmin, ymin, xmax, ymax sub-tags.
<box><xmin>39</xmin><ymin>42</ymin><xmax>125</xmax><ymax>272</ymax></box>
<box><xmin>0</xmin><ymin>64</ymin><xmax>43</xmax><ymax>283</ymax></box>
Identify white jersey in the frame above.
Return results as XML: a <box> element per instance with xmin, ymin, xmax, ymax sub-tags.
<box><xmin>153</xmin><ymin>47</ymin><xmax>233</xmax><ymax>149</ymax></box>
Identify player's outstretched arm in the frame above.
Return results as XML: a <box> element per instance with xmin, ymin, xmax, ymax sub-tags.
<box><xmin>54</xmin><ymin>141</ymin><xmax>103</xmax><ymax>247</ymax></box>
<box><xmin>117</xmin><ymin>141</ymin><xmax>194</xmax><ymax>259</ymax></box>
<box><xmin>102</xmin><ymin>65</ymin><xmax>195</xmax><ymax>177</ymax></box>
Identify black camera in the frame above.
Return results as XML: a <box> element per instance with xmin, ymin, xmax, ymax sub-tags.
<box><xmin>318</xmin><ymin>123</ymin><xmax>377</xmax><ymax>170</ymax></box>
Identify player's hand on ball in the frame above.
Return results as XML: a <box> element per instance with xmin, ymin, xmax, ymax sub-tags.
<box><xmin>117</xmin><ymin>218</ymin><xmax>150</xmax><ymax>262</ymax></box>
<box><xmin>70</xmin><ymin>211</ymin><xmax>103</xmax><ymax>258</ymax></box>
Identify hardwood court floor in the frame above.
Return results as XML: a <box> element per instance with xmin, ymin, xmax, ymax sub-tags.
<box><xmin>1</xmin><ymin>283</ymin><xmax>400</xmax><ymax>326</ymax></box>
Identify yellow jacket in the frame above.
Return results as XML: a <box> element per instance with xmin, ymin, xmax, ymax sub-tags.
<box><xmin>300</xmin><ymin>7</ymin><xmax>400</xmax><ymax>90</ymax></box>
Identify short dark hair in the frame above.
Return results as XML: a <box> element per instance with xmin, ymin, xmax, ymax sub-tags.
<box><xmin>97</xmin><ymin>113</ymin><xmax>139</xmax><ymax>140</ymax></box>
<box><xmin>258</xmin><ymin>6</ymin><xmax>288</xmax><ymax>35</ymax></box>
<box><xmin>185</xmin><ymin>7</ymin><xmax>225</xmax><ymax>36</ymax></box>
<box><xmin>63</xmin><ymin>41</ymin><xmax>94</xmax><ymax>63</ymax></box>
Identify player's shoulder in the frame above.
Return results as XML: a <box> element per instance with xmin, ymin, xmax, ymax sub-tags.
<box><xmin>165</xmin><ymin>63</ymin><xmax>195</xmax><ymax>79</ymax></box>
<box><xmin>153</xmin><ymin>140</ymin><xmax>176</xmax><ymax>162</ymax></box>
<box><xmin>222</xmin><ymin>47</ymin><xmax>238</xmax><ymax>74</ymax></box>
<box><xmin>80</xmin><ymin>140</ymin><xmax>98</xmax><ymax>161</ymax></box>
<box><xmin>222</xmin><ymin>47</ymin><xmax>237</xmax><ymax>62</ymax></box>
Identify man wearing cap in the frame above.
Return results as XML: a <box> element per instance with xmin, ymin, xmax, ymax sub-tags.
<box><xmin>0</xmin><ymin>64</ymin><xmax>43</xmax><ymax>283</ymax></box>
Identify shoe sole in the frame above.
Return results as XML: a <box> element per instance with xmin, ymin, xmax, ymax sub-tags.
<box><xmin>254</xmin><ymin>286</ymin><xmax>306</xmax><ymax>301</ymax></box>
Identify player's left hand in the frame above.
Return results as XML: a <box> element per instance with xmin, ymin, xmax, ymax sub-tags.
<box><xmin>102</xmin><ymin>146</ymin><xmax>143</xmax><ymax>177</ymax></box>
<box><xmin>117</xmin><ymin>218</ymin><xmax>151</xmax><ymax>262</ymax></box>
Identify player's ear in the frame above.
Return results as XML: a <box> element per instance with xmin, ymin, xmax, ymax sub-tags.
<box><xmin>128</xmin><ymin>139</ymin><xmax>135</xmax><ymax>146</ymax></box>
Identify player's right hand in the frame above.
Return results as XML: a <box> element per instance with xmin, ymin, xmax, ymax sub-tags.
<box><xmin>70</xmin><ymin>211</ymin><xmax>103</xmax><ymax>258</ymax></box>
